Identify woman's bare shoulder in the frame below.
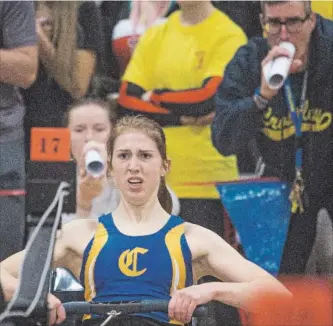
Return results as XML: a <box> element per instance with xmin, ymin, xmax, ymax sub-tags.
<box><xmin>184</xmin><ymin>223</ymin><xmax>209</xmax><ymax>258</ymax></box>
<box><xmin>60</xmin><ymin>218</ymin><xmax>98</xmax><ymax>253</ymax></box>
<box><xmin>184</xmin><ymin>222</ymin><xmax>227</xmax><ymax>260</ymax></box>
<box><xmin>63</xmin><ymin>218</ymin><xmax>98</xmax><ymax>233</ymax></box>
<box><xmin>184</xmin><ymin>222</ymin><xmax>212</xmax><ymax>239</ymax></box>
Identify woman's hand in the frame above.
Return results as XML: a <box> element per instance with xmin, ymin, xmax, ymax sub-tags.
<box><xmin>47</xmin><ymin>293</ymin><xmax>66</xmax><ymax>325</ymax></box>
<box><xmin>77</xmin><ymin>141</ymin><xmax>108</xmax><ymax>212</ymax></box>
<box><xmin>168</xmin><ymin>283</ymin><xmax>215</xmax><ymax>324</ymax></box>
<box><xmin>36</xmin><ymin>17</ymin><xmax>53</xmax><ymax>41</ymax></box>
<box><xmin>180</xmin><ymin>116</ymin><xmax>197</xmax><ymax>126</ymax></box>
<box><xmin>35</xmin><ymin>13</ymin><xmax>56</xmax><ymax>71</ymax></box>
<box><xmin>180</xmin><ymin>112</ymin><xmax>215</xmax><ymax>126</ymax></box>
<box><xmin>141</xmin><ymin>91</ymin><xmax>153</xmax><ymax>102</ymax></box>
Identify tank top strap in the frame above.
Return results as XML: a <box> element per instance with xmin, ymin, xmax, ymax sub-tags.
<box><xmin>98</xmin><ymin>213</ymin><xmax>116</xmax><ymax>231</ymax></box>
<box><xmin>160</xmin><ymin>215</ymin><xmax>185</xmax><ymax>234</ymax></box>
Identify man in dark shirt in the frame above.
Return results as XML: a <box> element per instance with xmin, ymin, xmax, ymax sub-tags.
<box><xmin>212</xmin><ymin>0</ymin><xmax>333</xmax><ymax>274</ymax></box>
<box><xmin>0</xmin><ymin>1</ymin><xmax>38</xmax><ymax>261</ymax></box>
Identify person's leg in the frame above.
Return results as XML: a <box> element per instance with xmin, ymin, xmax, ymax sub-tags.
<box><xmin>305</xmin><ymin>209</ymin><xmax>333</xmax><ymax>275</ymax></box>
<box><xmin>313</xmin><ymin>209</ymin><xmax>333</xmax><ymax>275</ymax></box>
<box><xmin>180</xmin><ymin>199</ymin><xmax>241</xmax><ymax>326</ymax></box>
<box><xmin>279</xmin><ymin>211</ymin><xmax>317</xmax><ymax>274</ymax></box>
<box><xmin>0</xmin><ymin>137</ymin><xmax>26</xmax><ymax>261</ymax></box>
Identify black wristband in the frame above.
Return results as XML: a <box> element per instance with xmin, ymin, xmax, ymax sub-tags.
<box><xmin>253</xmin><ymin>93</ymin><xmax>269</xmax><ymax>111</ymax></box>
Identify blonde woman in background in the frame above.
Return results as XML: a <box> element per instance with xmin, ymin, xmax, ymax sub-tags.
<box><xmin>23</xmin><ymin>1</ymin><xmax>105</xmax><ymax>155</ymax></box>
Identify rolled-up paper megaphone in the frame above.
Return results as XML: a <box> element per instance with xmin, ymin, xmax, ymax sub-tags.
<box><xmin>263</xmin><ymin>42</ymin><xmax>296</xmax><ymax>90</ymax></box>
<box><xmin>85</xmin><ymin>149</ymin><xmax>104</xmax><ymax>177</ymax></box>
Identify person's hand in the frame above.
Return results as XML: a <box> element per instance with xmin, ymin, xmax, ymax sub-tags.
<box><xmin>168</xmin><ymin>284</ymin><xmax>214</xmax><ymax>324</ymax></box>
<box><xmin>141</xmin><ymin>91</ymin><xmax>153</xmax><ymax>102</ymax></box>
<box><xmin>80</xmin><ymin>141</ymin><xmax>108</xmax><ymax>169</ymax></box>
<box><xmin>36</xmin><ymin>17</ymin><xmax>53</xmax><ymax>40</ymax></box>
<box><xmin>180</xmin><ymin>116</ymin><xmax>197</xmax><ymax>125</ymax></box>
<box><xmin>47</xmin><ymin>293</ymin><xmax>66</xmax><ymax>325</ymax></box>
<box><xmin>194</xmin><ymin>112</ymin><xmax>215</xmax><ymax>126</ymax></box>
<box><xmin>0</xmin><ymin>269</ymin><xmax>18</xmax><ymax>302</ymax></box>
<box><xmin>260</xmin><ymin>45</ymin><xmax>303</xmax><ymax>100</ymax></box>
<box><xmin>180</xmin><ymin>112</ymin><xmax>215</xmax><ymax>126</ymax></box>
<box><xmin>77</xmin><ymin>141</ymin><xmax>107</xmax><ymax>210</ymax></box>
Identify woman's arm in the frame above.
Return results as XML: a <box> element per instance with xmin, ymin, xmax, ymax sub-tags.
<box><xmin>118</xmin><ymin>81</ymin><xmax>181</xmax><ymax>127</ymax></box>
<box><xmin>73</xmin><ymin>50</ymin><xmax>96</xmax><ymax>98</ymax></box>
<box><xmin>0</xmin><ymin>219</ymin><xmax>89</xmax><ymax>301</ymax></box>
<box><xmin>186</xmin><ymin>223</ymin><xmax>292</xmax><ymax>312</ymax></box>
<box><xmin>0</xmin><ymin>269</ymin><xmax>65</xmax><ymax>324</ymax></box>
<box><xmin>0</xmin><ymin>261</ymin><xmax>19</xmax><ymax>302</ymax></box>
<box><xmin>0</xmin><ymin>233</ymin><xmax>68</xmax><ymax>291</ymax></box>
<box><xmin>0</xmin><ymin>251</ymin><xmax>67</xmax><ymax>324</ymax></box>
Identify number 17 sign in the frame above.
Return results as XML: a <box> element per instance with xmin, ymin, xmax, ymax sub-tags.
<box><xmin>30</xmin><ymin>127</ymin><xmax>71</xmax><ymax>162</ymax></box>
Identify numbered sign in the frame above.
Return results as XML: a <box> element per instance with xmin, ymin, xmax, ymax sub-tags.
<box><xmin>30</xmin><ymin>127</ymin><xmax>71</xmax><ymax>162</ymax></box>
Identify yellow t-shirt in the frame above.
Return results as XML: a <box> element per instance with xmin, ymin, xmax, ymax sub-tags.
<box><xmin>312</xmin><ymin>1</ymin><xmax>333</xmax><ymax>20</ymax></box>
<box><xmin>123</xmin><ymin>9</ymin><xmax>247</xmax><ymax>199</ymax></box>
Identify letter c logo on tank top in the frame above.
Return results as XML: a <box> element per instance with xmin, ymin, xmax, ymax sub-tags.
<box><xmin>118</xmin><ymin>247</ymin><xmax>148</xmax><ymax>277</ymax></box>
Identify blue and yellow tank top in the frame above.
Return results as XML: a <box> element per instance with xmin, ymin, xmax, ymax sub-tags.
<box><xmin>80</xmin><ymin>214</ymin><xmax>193</xmax><ymax>324</ymax></box>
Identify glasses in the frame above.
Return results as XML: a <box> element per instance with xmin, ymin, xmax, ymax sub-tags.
<box><xmin>263</xmin><ymin>13</ymin><xmax>311</xmax><ymax>35</ymax></box>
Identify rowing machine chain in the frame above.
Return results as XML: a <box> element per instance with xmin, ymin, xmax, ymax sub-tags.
<box><xmin>100</xmin><ymin>310</ymin><xmax>122</xmax><ymax>326</ymax></box>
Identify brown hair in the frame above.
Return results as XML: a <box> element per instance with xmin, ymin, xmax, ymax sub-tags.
<box><xmin>64</xmin><ymin>98</ymin><xmax>118</xmax><ymax>127</ymax></box>
<box><xmin>260</xmin><ymin>0</ymin><xmax>312</xmax><ymax>16</ymax></box>
<box><xmin>36</xmin><ymin>1</ymin><xmax>81</xmax><ymax>97</ymax></box>
<box><xmin>107</xmin><ymin>115</ymin><xmax>173</xmax><ymax>214</ymax></box>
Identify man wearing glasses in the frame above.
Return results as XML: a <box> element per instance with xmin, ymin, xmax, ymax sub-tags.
<box><xmin>212</xmin><ymin>0</ymin><xmax>333</xmax><ymax>275</ymax></box>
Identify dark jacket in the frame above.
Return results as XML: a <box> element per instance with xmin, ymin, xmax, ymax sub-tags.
<box><xmin>212</xmin><ymin>15</ymin><xmax>333</xmax><ymax>217</ymax></box>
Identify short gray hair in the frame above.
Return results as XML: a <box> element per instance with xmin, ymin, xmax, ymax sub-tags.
<box><xmin>260</xmin><ymin>1</ymin><xmax>312</xmax><ymax>16</ymax></box>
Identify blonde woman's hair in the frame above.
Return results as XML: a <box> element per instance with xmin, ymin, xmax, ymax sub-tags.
<box><xmin>37</xmin><ymin>1</ymin><xmax>81</xmax><ymax>96</ymax></box>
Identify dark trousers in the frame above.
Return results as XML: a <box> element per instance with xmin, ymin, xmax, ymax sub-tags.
<box><xmin>179</xmin><ymin>199</ymin><xmax>224</xmax><ymax>237</ymax></box>
<box><xmin>180</xmin><ymin>199</ymin><xmax>241</xmax><ymax>326</ymax></box>
<box><xmin>0</xmin><ymin>137</ymin><xmax>26</xmax><ymax>261</ymax></box>
<box><xmin>279</xmin><ymin>209</ymin><xmax>333</xmax><ymax>274</ymax></box>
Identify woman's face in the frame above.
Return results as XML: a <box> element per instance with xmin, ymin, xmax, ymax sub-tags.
<box><xmin>111</xmin><ymin>131</ymin><xmax>167</xmax><ymax>206</ymax></box>
<box><xmin>68</xmin><ymin>104</ymin><xmax>111</xmax><ymax>161</ymax></box>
